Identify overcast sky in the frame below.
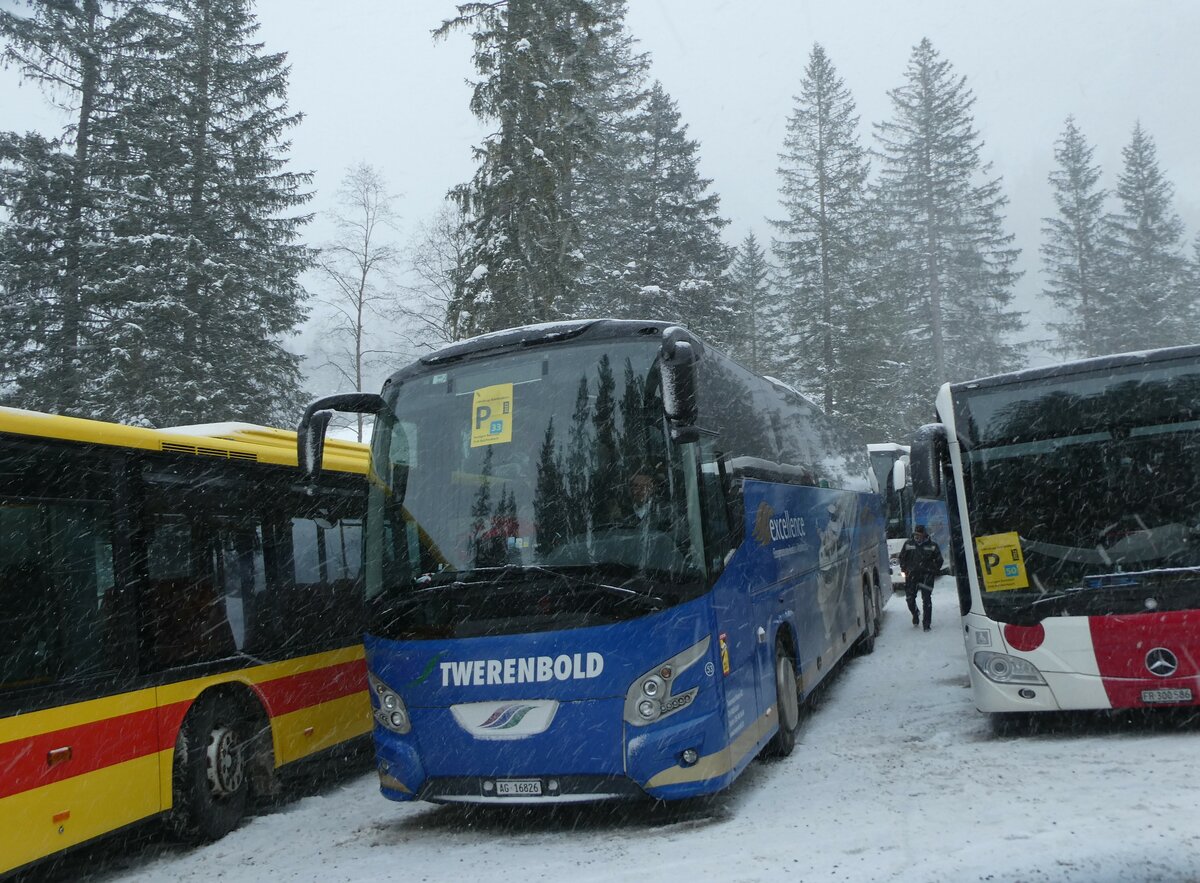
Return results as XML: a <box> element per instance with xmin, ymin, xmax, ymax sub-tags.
<box><xmin>4</xmin><ymin>0</ymin><xmax>1200</xmax><ymax>366</ymax></box>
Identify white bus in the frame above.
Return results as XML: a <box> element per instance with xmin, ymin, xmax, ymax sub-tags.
<box><xmin>910</xmin><ymin>346</ymin><xmax>1200</xmax><ymax>715</ymax></box>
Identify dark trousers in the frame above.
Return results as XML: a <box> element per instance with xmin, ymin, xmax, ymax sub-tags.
<box><xmin>906</xmin><ymin>582</ymin><xmax>932</xmax><ymax>628</ymax></box>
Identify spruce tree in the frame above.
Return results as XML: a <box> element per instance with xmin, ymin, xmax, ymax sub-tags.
<box><xmin>726</xmin><ymin>232</ymin><xmax>774</xmax><ymax>373</ymax></box>
<box><xmin>771</xmin><ymin>43</ymin><xmax>873</xmax><ymax>415</ymax></box>
<box><xmin>1041</xmin><ymin>117</ymin><xmax>1109</xmax><ymax>358</ymax></box>
<box><xmin>99</xmin><ymin>0</ymin><xmax>312</xmax><ymax>426</ymax></box>
<box><xmin>0</xmin><ymin>0</ymin><xmax>143</xmax><ymax>415</ymax></box>
<box><xmin>572</xmin><ymin>0</ymin><xmax>651</xmax><ymax>320</ymax></box>
<box><xmin>438</xmin><ymin>0</ymin><xmax>603</xmax><ymax>336</ymax></box>
<box><xmin>1100</xmin><ymin>123</ymin><xmax>1190</xmax><ymax>352</ymax></box>
<box><xmin>874</xmin><ymin>38</ymin><xmax>1023</xmax><ymax>425</ymax></box>
<box><xmin>614</xmin><ymin>81</ymin><xmax>733</xmax><ymax>340</ymax></box>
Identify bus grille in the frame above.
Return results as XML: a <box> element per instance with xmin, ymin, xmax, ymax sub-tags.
<box><xmin>161</xmin><ymin>442</ymin><xmax>259</xmax><ymax>462</ymax></box>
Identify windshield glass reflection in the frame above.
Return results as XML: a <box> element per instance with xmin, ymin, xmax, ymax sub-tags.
<box><xmin>960</xmin><ymin>359</ymin><xmax>1200</xmax><ymax>617</ymax></box>
<box><xmin>365</xmin><ymin>341</ymin><xmax>705</xmax><ymax>637</ymax></box>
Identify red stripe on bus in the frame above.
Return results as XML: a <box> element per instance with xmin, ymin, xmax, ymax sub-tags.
<box><xmin>0</xmin><ymin>660</ymin><xmax>366</xmax><ymax>802</ymax></box>
<box><xmin>0</xmin><ymin>707</ymin><xmax>160</xmax><ymax>801</ymax></box>
<box><xmin>256</xmin><ymin>658</ymin><xmax>368</xmax><ymax>717</ymax></box>
<box><xmin>1090</xmin><ymin>612</ymin><xmax>1200</xmax><ymax>707</ymax></box>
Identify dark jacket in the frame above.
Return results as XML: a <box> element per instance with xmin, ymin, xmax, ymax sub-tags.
<box><xmin>899</xmin><ymin>535</ymin><xmax>943</xmax><ymax>590</ymax></box>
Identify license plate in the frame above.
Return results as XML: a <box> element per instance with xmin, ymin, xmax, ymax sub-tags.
<box><xmin>495</xmin><ymin>779</ymin><xmax>542</xmax><ymax>797</ymax></box>
<box><xmin>1141</xmin><ymin>688</ymin><xmax>1193</xmax><ymax>704</ymax></box>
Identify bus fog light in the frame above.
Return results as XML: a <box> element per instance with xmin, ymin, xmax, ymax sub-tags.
<box><xmin>547</xmin><ymin>779</ymin><xmax>559</xmax><ymax>792</ymax></box>
<box><xmin>1018</xmin><ymin>688</ymin><xmax>1037</xmax><ymax>699</ymax></box>
<box><xmin>368</xmin><ymin>673</ymin><xmax>413</xmax><ymax>734</ymax></box>
<box><xmin>974</xmin><ymin>651</ymin><xmax>1047</xmax><ymax>685</ymax></box>
<box><xmin>680</xmin><ymin>748</ymin><xmax>698</xmax><ymax>766</ymax></box>
<box><xmin>642</xmin><ymin>676</ymin><xmax>664</xmax><ymax>698</ymax></box>
<box><xmin>638</xmin><ymin>699</ymin><xmax>660</xmax><ymax>720</ymax></box>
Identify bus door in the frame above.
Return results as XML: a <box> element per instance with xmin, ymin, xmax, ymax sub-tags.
<box><xmin>0</xmin><ymin>441</ymin><xmax>148</xmax><ymax>873</ymax></box>
<box><xmin>699</xmin><ymin>451</ymin><xmax>768</xmax><ymax>745</ymax></box>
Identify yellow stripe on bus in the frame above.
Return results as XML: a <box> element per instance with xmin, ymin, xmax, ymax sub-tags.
<box><xmin>272</xmin><ymin>691</ymin><xmax>373</xmax><ymax>766</ymax></box>
<box><xmin>0</xmin><ymin>752</ymin><xmax>162</xmax><ymax>875</ymax></box>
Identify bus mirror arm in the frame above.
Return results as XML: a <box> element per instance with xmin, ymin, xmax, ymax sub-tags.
<box><xmin>297</xmin><ymin>392</ymin><xmax>385</xmax><ymax>478</ymax></box>
<box><xmin>910</xmin><ymin>423</ymin><xmax>948</xmax><ymax>499</ymax></box>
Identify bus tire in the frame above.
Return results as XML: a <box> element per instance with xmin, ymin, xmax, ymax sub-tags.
<box><xmin>871</xmin><ymin>572</ymin><xmax>884</xmax><ymax>636</ymax></box>
<box><xmin>168</xmin><ymin>692</ymin><xmax>251</xmax><ymax>842</ymax></box>
<box><xmin>763</xmin><ymin>638</ymin><xmax>799</xmax><ymax>758</ymax></box>
<box><xmin>854</xmin><ymin>583</ymin><xmax>877</xmax><ymax>655</ymax></box>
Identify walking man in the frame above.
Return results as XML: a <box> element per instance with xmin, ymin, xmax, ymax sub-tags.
<box><xmin>898</xmin><ymin>524</ymin><xmax>943</xmax><ymax>631</ymax></box>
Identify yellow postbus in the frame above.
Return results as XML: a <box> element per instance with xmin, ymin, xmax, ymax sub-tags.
<box><xmin>0</xmin><ymin>408</ymin><xmax>371</xmax><ymax>875</ymax></box>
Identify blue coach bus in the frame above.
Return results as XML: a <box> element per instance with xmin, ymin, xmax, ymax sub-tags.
<box><xmin>299</xmin><ymin>320</ymin><xmax>888</xmax><ymax>803</ymax></box>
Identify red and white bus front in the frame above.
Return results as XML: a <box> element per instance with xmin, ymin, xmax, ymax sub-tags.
<box><xmin>915</xmin><ymin>348</ymin><xmax>1200</xmax><ymax>713</ymax></box>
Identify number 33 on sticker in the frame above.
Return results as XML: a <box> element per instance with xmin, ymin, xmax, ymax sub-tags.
<box><xmin>470</xmin><ymin>383</ymin><xmax>514</xmax><ymax>447</ymax></box>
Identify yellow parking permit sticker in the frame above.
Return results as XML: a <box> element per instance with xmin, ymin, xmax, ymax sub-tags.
<box><xmin>975</xmin><ymin>531</ymin><xmax>1029</xmax><ymax>592</ymax></box>
<box><xmin>470</xmin><ymin>384</ymin><xmax>513</xmax><ymax>447</ymax></box>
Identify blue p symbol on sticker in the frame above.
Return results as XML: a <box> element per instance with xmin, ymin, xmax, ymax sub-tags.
<box><xmin>1004</xmin><ymin>564</ymin><xmax>1018</xmax><ymax>577</ymax></box>
<box><xmin>490</xmin><ymin>420</ymin><xmax>503</xmax><ymax>434</ymax></box>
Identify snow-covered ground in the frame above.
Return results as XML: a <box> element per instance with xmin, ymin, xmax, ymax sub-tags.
<box><xmin>71</xmin><ymin>582</ymin><xmax>1200</xmax><ymax>882</ymax></box>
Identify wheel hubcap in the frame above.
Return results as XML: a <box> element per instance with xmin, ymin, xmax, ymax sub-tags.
<box><xmin>206</xmin><ymin>726</ymin><xmax>244</xmax><ymax>797</ymax></box>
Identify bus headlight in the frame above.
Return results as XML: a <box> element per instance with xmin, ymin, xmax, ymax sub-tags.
<box><xmin>973</xmin><ymin>651</ymin><xmax>1047</xmax><ymax>685</ymax></box>
<box><xmin>369</xmin><ymin>673</ymin><xmax>412</xmax><ymax>734</ymax></box>
<box><xmin>623</xmin><ymin>636</ymin><xmax>711</xmax><ymax>727</ymax></box>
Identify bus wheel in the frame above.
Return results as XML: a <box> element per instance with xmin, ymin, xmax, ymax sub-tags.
<box><xmin>854</xmin><ymin>583</ymin><xmax>877</xmax><ymax>655</ymax></box>
<box><xmin>169</xmin><ymin>693</ymin><xmax>250</xmax><ymax>842</ymax></box>
<box><xmin>764</xmin><ymin>638</ymin><xmax>799</xmax><ymax>758</ymax></box>
<box><xmin>872</xmin><ymin>574</ymin><xmax>884</xmax><ymax>636</ymax></box>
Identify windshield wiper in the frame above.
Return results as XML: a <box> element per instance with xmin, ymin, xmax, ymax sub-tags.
<box><xmin>411</xmin><ymin>564</ymin><xmax>667</xmax><ymax>608</ymax></box>
<box><xmin>1027</xmin><ymin>587</ymin><xmax>1092</xmax><ymax>610</ymax></box>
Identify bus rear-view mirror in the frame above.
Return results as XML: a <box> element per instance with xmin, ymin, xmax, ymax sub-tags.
<box><xmin>298</xmin><ymin>392</ymin><xmax>386</xmax><ymax>478</ymax></box>
<box><xmin>910</xmin><ymin>423</ymin><xmax>948</xmax><ymax>499</ymax></box>
<box><xmin>660</xmin><ymin>328</ymin><xmax>700</xmax><ymax>440</ymax></box>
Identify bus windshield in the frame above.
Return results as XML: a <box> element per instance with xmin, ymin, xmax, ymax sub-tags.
<box><xmin>365</xmin><ymin>340</ymin><xmax>706</xmax><ymax>638</ymax></box>
<box><xmin>957</xmin><ymin>357</ymin><xmax>1200</xmax><ymax>618</ymax></box>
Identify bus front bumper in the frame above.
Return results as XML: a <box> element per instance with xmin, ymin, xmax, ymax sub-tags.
<box><xmin>373</xmin><ymin>703</ymin><xmax>735</xmax><ymax>803</ymax></box>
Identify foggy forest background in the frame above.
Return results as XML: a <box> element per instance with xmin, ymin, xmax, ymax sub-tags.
<box><xmin>2</xmin><ymin>0</ymin><xmax>1198</xmax><ymax>441</ymax></box>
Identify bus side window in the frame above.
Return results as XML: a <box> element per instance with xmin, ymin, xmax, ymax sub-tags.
<box><xmin>143</xmin><ymin>514</ymin><xmax>238</xmax><ymax>666</ymax></box>
<box><xmin>212</xmin><ymin>522</ymin><xmax>267</xmax><ymax>652</ymax></box>
<box><xmin>288</xmin><ymin>513</ymin><xmax>365</xmax><ymax>648</ymax></box>
<box><xmin>0</xmin><ymin>444</ymin><xmax>120</xmax><ymax>692</ymax></box>
<box><xmin>698</xmin><ymin>444</ymin><xmax>738</xmax><ymax>574</ymax></box>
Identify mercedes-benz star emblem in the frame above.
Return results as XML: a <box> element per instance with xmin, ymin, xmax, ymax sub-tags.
<box><xmin>1145</xmin><ymin>647</ymin><xmax>1179</xmax><ymax>677</ymax></box>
